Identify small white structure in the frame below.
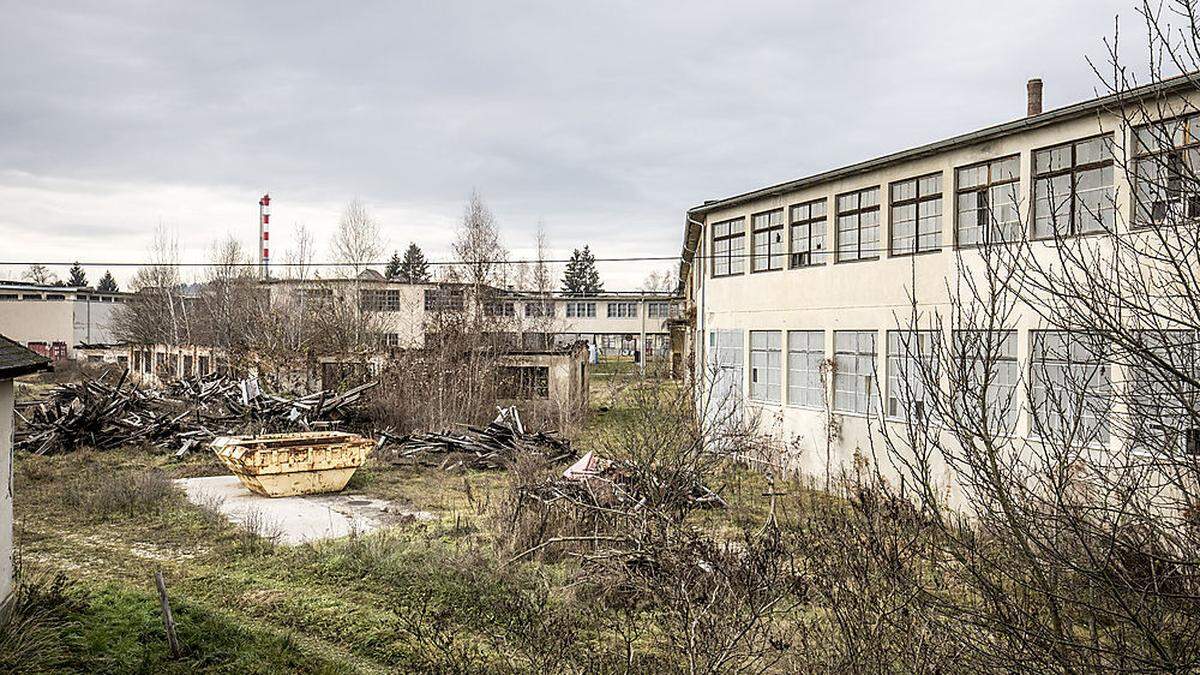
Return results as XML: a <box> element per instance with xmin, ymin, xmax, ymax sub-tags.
<box><xmin>0</xmin><ymin>334</ymin><xmax>51</xmax><ymax>612</ymax></box>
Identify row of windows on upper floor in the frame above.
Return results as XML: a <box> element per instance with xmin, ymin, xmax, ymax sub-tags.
<box><xmin>351</xmin><ymin>287</ymin><xmax>676</xmax><ymax>319</ymax></box>
<box><xmin>709</xmin><ymin>116</ymin><xmax>1200</xmax><ymax>277</ymax></box>
<box><xmin>708</xmin><ymin>327</ymin><xmax>1198</xmax><ymax>451</ymax></box>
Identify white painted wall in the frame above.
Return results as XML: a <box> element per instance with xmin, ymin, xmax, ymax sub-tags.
<box><xmin>1</xmin><ymin>379</ymin><xmax>14</xmax><ymax>608</ymax></box>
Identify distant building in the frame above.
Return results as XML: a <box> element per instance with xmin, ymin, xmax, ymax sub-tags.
<box><xmin>0</xmin><ymin>281</ymin><xmax>126</xmax><ymax>360</ymax></box>
<box><xmin>263</xmin><ymin>277</ymin><xmax>681</xmax><ymax>360</ymax></box>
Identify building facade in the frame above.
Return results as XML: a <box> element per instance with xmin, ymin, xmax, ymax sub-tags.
<box><xmin>678</xmin><ymin>76</ymin><xmax>1199</xmax><ymax>486</ymax></box>
<box><xmin>265</xmin><ymin>276</ymin><xmax>680</xmax><ymax>360</ymax></box>
<box><xmin>0</xmin><ymin>282</ymin><xmax>125</xmax><ymax>359</ymax></box>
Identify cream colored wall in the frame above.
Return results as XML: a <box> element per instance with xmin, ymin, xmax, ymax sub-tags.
<box><xmin>0</xmin><ymin>301</ymin><xmax>74</xmax><ymax>352</ymax></box>
<box><xmin>690</xmin><ymin>107</ymin><xmax>1141</xmax><ymax>490</ymax></box>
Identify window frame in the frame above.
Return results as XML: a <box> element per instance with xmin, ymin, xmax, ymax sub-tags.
<box><xmin>1131</xmin><ymin>114</ymin><xmax>1200</xmax><ymax>228</ymax></box>
<box><xmin>786</xmin><ymin>330</ymin><xmax>825</xmax><ymax>409</ymax></box>
<box><xmin>888</xmin><ymin>172</ymin><xmax>945</xmax><ymax>256</ymax></box>
<box><xmin>565</xmin><ymin>301</ymin><xmax>596</xmax><ymax>318</ymax></box>
<box><xmin>606</xmin><ymin>301</ymin><xmax>638</xmax><ymax>319</ymax></box>
<box><xmin>833</xmin><ymin>330</ymin><xmax>878</xmax><ymax>415</ymax></box>
<box><xmin>711</xmin><ymin>217</ymin><xmax>746</xmax><ymax>277</ymax></box>
<box><xmin>954</xmin><ymin>155</ymin><xmax>1022</xmax><ymax>247</ymax></box>
<box><xmin>835</xmin><ymin>187</ymin><xmax>881</xmax><ymax>263</ymax></box>
<box><xmin>749</xmin><ymin>330</ymin><xmax>782</xmax><ymax>403</ymax></box>
<box><xmin>1029</xmin><ymin>330</ymin><xmax>1111</xmax><ymax>445</ymax></box>
<box><xmin>1032</xmin><ymin>133</ymin><xmax>1116</xmax><ymax>239</ymax></box>
<box><xmin>750</xmin><ymin>208</ymin><xmax>786</xmax><ymax>273</ymax></box>
<box><xmin>789</xmin><ymin>198</ymin><xmax>828</xmax><ymax>268</ymax></box>
<box><xmin>885</xmin><ymin>330</ymin><xmax>939</xmax><ymax>420</ymax></box>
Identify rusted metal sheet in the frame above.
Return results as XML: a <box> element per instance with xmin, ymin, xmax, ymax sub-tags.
<box><xmin>210</xmin><ymin>431</ymin><xmax>373</xmax><ymax>497</ymax></box>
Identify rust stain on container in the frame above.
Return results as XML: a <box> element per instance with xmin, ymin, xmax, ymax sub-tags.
<box><xmin>210</xmin><ymin>431</ymin><xmax>374</xmax><ymax>497</ymax></box>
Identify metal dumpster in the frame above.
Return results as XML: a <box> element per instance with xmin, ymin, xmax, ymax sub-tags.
<box><xmin>210</xmin><ymin>431</ymin><xmax>374</xmax><ymax>497</ymax></box>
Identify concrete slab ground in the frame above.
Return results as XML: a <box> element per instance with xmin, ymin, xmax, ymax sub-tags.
<box><xmin>175</xmin><ymin>475</ymin><xmax>436</xmax><ymax>545</ymax></box>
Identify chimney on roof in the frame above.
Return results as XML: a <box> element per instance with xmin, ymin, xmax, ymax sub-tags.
<box><xmin>1027</xmin><ymin>78</ymin><xmax>1043</xmax><ymax>117</ymax></box>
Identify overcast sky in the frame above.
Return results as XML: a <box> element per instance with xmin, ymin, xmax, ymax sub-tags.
<box><xmin>0</xmin><ymin>0</ymin><xmax>1148</xmax><ymax>289</ymax></box>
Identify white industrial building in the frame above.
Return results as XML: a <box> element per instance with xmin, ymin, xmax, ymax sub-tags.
<box><xmin>678</xmin><ymin>75</ymin><xmax>1199</xmax><ymax>485</ymax></box>
<box><xmin>0</xmin><ymin>282</ymin><xmax>125</xmax><ymax>360</ymax></box>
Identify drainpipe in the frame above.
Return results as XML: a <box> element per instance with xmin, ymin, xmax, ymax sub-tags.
<box><xmin>686</xmin><ymin>215</ymin><xmax>706</xmax><ymax>387</ymax></box>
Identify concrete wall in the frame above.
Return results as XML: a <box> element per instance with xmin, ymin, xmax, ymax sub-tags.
<box><xmin>0</xmin><ymin>293</ymin><xmax>123</xmax><ymax>358</ymax></box>
<box><xmin>685</xmin><ymin>101</ymin><xmax>1156</xmax><ymax>490</ymax></box>
<box><xmin>1</xmin><ymin>379</ymin><xmax>14</xmax><ymax>608</ymax></box>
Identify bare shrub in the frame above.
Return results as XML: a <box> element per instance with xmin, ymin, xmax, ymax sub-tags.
<box><xmin>61</xmin><ymin>470</ymin><xmax>175</xmax><ymax>518</ymax></box>
<box><xmin>237</xmin><ymin>508</ymin><xmax>284</xmax><ymax>554</ymax></box>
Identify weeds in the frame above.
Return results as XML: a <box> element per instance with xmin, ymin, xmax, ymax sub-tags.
<box><xmin>60</xmin><ymin>469</ymin><xmax>175</xmax><ymax>518</ymax></box>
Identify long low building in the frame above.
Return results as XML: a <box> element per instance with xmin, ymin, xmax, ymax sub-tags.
<box><xmin>0</xmin><ymin>281</ymin><xmax>125</xmax><ymax>360</ymax></box>
<box><xmin>677</xmin><ymin>74</ymin><xmax>1200</xmax><ymax>487</ymax></box>
<box><xmin>264</xmin><ymin>274</ymin><xmax>681</xmax><ymax>359</ymax></box>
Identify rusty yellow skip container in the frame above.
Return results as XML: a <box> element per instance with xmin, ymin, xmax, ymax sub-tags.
<box><xmin>210</xmin><ymin>431</ymin><xmax>374</xmax><ymax>497</ymax></box>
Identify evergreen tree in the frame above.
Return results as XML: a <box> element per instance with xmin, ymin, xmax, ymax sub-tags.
<box><xmin>560</xmin><ymin>246</ymin><xmax>604</xmax><ymax>296</ymax></box>
<box><xmin>384</xmin><ymin>251</ymin><xmax>403</xmax><ymax>280</ymax></box>
<box><xmin>67</xmin><ymin>261</ymin><xmax>87</xmax><ymax>287</ymax></box>
<box><xmin>97</xmin><ymin>270</ymin><xmax>119</xmax><ymax>293</ymax></box>
<box><xmin>398</xmin><ymin>243</ymin><xmax>431</xmax><ymax>282</ymax></box>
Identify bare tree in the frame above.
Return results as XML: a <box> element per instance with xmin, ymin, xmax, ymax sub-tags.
<box><xmin>452</xmin><ymin>190</ymin><xmax>508</xmax><ymax>289</ymax></box>
<box><xmin>331</xmin><ymin>199</ymin><xmax>383</xmax><ymax>278</ymax></box>
<box><xmin>113</xmin><ymin>224</ymin><xmax>191</xmax><ymax>346</ymax></box>
<box><xmin>22</xmin><ymin>264</ymin><xmax>57</xmax><ymax>286</ymax></box>
<box><xmin>284</xmin><ymin>222</ymin><xmax>316</xmax><ymax>281</ymax></box>
<box><xmin>640</xmin><ymin>267</ymin><xmax>679</xmax><ymax>293</ymax></box>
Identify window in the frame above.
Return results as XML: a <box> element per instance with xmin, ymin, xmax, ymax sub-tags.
<box><xmin>1132</xmin><ymin>115</ymin><xmax>1200</xmax><ymax>226</ymax></box>
<box><xmin>299</xmin><ymin>287</ymin><xmax>334</xmax><ymax>304</ymax></box>
<box><xmin>886</xmin><ymin>331</ymin><xmax>938</xmax><ymax>419</ymax></box>
<box><xmin>787</xmin><ymin>331</ymin><xmax>824</xmax><ymax>407</ymax></box>
<box><xmin>0</xmin><ymin>294</ymin><xmax>16</xmax><ymax>301</ymax></box>
<box><xmin>1033</xmin><ymin>135</ymin><xmax>1115</xmax><ymax>238</ymax></box>
<box><xmin>565</xmin><ymin>301</ymin><xmax>596</xmax><ymax>318</ymax></box>
<box><xmin>836</xmin><ymin>187</ymin><xmax>880</xmax><ymax>262</ymax></box>
<box><xmin>198</xmin><ymin>355</ymin><xmax>210</xmax><ymax>377</ymax></box>
<box><xmin>834</xmin><ymin>331</ymin><xmax>876</xmax><ymax>414</ymax></box>
<box><xmin>183</xmin><ymin>355</ymin><xmax>194</xmax><ymax>377</ymax></box>
<box><xmin>498</xmin><ymin>366</ymin><xmax>549</xmax><ymax>399</ymax></box>
<box><xmin>956</xmin><ymin>156</ymin><xmax>1021</xmax><ymax>246</ymax></box>
<box><xmin>1031</xmin><ymin>331</ymin><xmax>1110</xmax><ymax>444</ymax></box>
<box><xmin>750</xmin><ymin>209</ymin><xmax>785</xmax><ymax>272</ymax></box>
<box><xmin>789</xmin><ymin>199</ymin><xmax>827</xmax><ymax>267</ymax></box>
<box><xmin>360</xmin><ymin>289</ymin><xmax>402</xmax><ymax>311</ymax></box>
<box><xmin>709</xmin><ymin>329</ymin><xmax>745</xmax><ymax>407</ymax></box>
<box><xmin>381</xmin><ymin>332</ymin><xmax>403</xmax><ymax>348</ymax></box>
<box><xmin>525</xmin><ymin>301</ymin><xmax>554</xmax><ymax>318</ymax></box>
<box><xmin>952</xmin><ymin>330</ymin><xmax>1019</xmax><ymax>434</ymax></box>
<box><xmin>424</xmin><ymin>287</ymin><xmax>464</xmax><ymax>311</ymax></box>
<box><xmin>1124</xmin><ymin>330</ymin><xmax>1199</xmax><ymax>453</ymax></box>
<box><xmin>749</xmin><ymin>331</ymin><xmax>782</xmax><ymax>402</ymax></box>
<box><xmin>647</xmin><ymin>301</ymin><xmax>672</xmax><ymax>318</ymax></box>
<box><xmin>711</xmin><ymin>218</ymin><xmax>746</xmax><ymax>277</ymax></box>
<box><xmin>890</xmin><ymin>174</ymin><xmax>944</xmax><ymax>255</ymax></box>
<box><xmin>484</xmin><ymin>300</ymin><xmax>515</xmax><ymax>317</ymax></box>
<box><xmin>607</xmin><ymin>302</ymin><xmax>637</xmax><ymax>318</ymax></box>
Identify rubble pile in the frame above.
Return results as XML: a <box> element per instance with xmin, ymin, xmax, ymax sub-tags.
<box><xmin>379</xmin><ymin>407</ymin><xmax>575</xmax><ymax>470</ymax></box>
<box><xmin>16</xmin><ymin>372</ymin><xmax>204</xmax><ymax>455</ymax></box>
<box><xmin>15</xmin><ymin>372</ymin><xmax>378</xmax><ymax>457</ymax></box>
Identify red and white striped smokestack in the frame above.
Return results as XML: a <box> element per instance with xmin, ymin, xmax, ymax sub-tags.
<box><xmin>259</xmin><ymin>193</ymin><xmax>271</xmax><ymax>278</ymax></box>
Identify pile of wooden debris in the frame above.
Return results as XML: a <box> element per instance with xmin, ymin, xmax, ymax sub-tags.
<box><xmin>378</xmin><ymin>407</ymin><xmax>575</xmax><ymax>471</ymax></box>
<box><xmin>14</xmin><ymin>371</ymin><xmax>377</xmax><ymax>457</ymax></box>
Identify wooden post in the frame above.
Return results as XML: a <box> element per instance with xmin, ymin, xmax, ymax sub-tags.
<box><xmin>154</xmin><ymin>570</ymin><xmax>181</xmax><ymax>659</ymax></box>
